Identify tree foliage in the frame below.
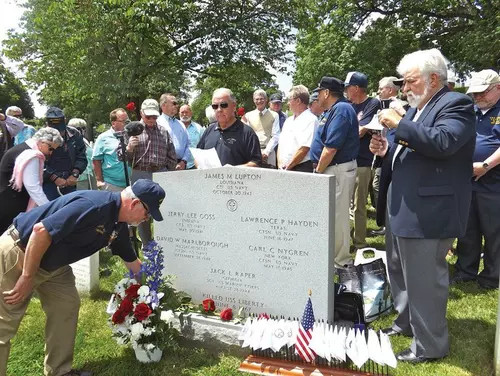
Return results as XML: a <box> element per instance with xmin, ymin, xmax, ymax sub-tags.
<box><xmin>0</xmin><ymin>60</ymin><xmax>34</xmax><ymax>118</ymax></box>
<box><xmin>295</xmin><ymin>0</ymin><xmax>500</xmax><ymax>89</ymax></box>
<box><xmin>190</xmin><ymin>61</ymin><xmax>280</xmax><ymax>125</ymax></box>
<box><xmin>3</xmin><ymin>0</ymin><xmax>297</xmax><ymax>124</ymax></box>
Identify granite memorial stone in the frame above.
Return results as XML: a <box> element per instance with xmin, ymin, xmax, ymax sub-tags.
<box><xmin>154</xmin><ymin>166</ymin><xmax>335</xmax><ymax>319</ymax></box>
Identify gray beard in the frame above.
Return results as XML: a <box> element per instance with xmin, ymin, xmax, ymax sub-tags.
<box><xmin>407</xmin><ymin>85</ymin><xmax>430</xmax><ymax>108</ymax></box>
<box><xmin>180</xmin><ymin>116</ymin><xmax>191</xmax><ymax>123</ymax></box>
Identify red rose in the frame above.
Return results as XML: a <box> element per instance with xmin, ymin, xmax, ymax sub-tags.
<box><xmin>220</xmin><ymin>308</ymin><xmax>233</xmax><ymax>321</ymax></box>
<box><xmin>134</xmin><ymin>303</ymin><xmax>152</xmax><ymax>321</ymax></box>
<box><xmin>126</xmin><ymin>102</ymin><xmax>136</xmax><ymax>111</ymax></box>
<box><xmin>202</xmin><ymin>298</ymin><xmax>215</xmax><ymax>312</ymax></box>
<box><xmin>112</xmin><ymin>309</ymin><xmax>127</xmax><ymax>324</ymax></box>
<box><xmin>237</xmin><ymin>107</ymin><xmax>245</xmax><ymax>117</ymax></box>
<box><xmin>258</xmin><ymin>313</ymin><xmax>270</xmax><ymax>320</ymax></box>
<box><xmin>125</xmin><ymin>284</ymin><xmax>141</xmax><ymax>299</ymax></box>
<box><xmin>119</xmin><ymin>297</ymin><xmax>134</xmax><ymax>314</ymax></box>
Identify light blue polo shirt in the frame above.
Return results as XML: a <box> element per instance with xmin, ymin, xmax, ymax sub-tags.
<box><xmin>92</xmin><ymin>128</ymin><xmax>130</xmax><ymax>187</ymax></box>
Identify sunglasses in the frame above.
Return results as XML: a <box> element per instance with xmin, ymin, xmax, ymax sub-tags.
<box><xmin>42</xmin><ymin>142</ymin><xmax>56</xmax><ymax>152</ymax></box>
<box><xmin>145</xmin><ymin>115</ymin><xmax>158</xmax><ymax>120</ymax></box>
<box><xmin>12</xmin><ymin>114</ymin><xmax>23</xmax><ymax>118</ymax></box>
<box><xmin>211</xmin><ymin>102</ymin><xmax>229</xmax><ymax>110</ymax></box>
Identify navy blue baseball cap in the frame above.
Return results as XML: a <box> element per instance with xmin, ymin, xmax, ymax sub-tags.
<box><xmin>131</xmin><ymin>179</ymin><xmax>166</xmax><ymax>221</ymax></box>
<box><xmin>344</xmin><ymin>72</ymin><xmax>368</xmax><ymax>88</ymax></box>
<box><xmin>312</xmin><ymin>77</ymin><xmax>344</xmax><ymax>94</ymax></box>
<box><xmin>46</xmin><ymin>106</ymin><xmax>65</xmax><ymax>126</ymax></box>
<box><xmin>309</xmin><ymin>92</ymin><xmax>319</xmax><ymax>104</ymax></box>
<box><xmin>269</xmin><ymin>93</ymin><xmax>283</xmax><ymax>103</ymax></box>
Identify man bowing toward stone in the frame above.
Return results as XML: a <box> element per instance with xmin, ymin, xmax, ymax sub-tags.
<box><xmin>371</xmin><ymin>48</ymin><xmax>476</xmax><ymax>364</ymax></box>
<box><xmin>0</xmin><ymin>179</ymin><xmax>165</xmax><ymax>376</ymax></box>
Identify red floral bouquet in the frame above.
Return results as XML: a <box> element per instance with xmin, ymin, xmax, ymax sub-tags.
<box><xmin>108</xmin><ymin>241</ymin><xmax>180</xmax><ymax>353</ymax></box>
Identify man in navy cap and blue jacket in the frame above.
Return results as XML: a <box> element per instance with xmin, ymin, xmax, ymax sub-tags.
<box><xmin>43</xmin><ymin>107</ymin><xmax>88</xmax><ymax>200</ymax></box>
<box><xmin>0</xmin><ymin>179</ymin><xmax>165</xmax><ymax>376</ymax></box>
<box><xmin>310</xmin><ymin>77</ymin><xmax>359</xmax><ymax>267</ymax></box>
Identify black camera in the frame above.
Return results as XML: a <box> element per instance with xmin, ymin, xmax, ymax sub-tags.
<box><xmin>381</xmin><ymin>99</ymin><xmax>392</xmax><ymax>110</ymax></box>
<box><xmin>125</xmin><ymin>121</ymin><xmax>144</xmax><ymax>137</ymax></box>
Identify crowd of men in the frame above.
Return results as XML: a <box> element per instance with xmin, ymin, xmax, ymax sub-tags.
<box><xmin>0</xmin><ymin>47</ymin><xmax>499</xmax><ymax>374</ymax></box>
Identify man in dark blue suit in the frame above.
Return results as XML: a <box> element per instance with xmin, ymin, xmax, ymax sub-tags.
<box><xmin>370</xmin><ymin>49</ymin><xmax>476</xmax><ymax>364</ymax></box>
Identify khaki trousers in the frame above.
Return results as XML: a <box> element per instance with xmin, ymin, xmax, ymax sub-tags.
<box><xmin>0</xmin><ymin>230</ymin><xmax>80</xmax><ymax>376</ymax></box>
<box><xmin>352</xmin><ymin>167</ymin><xmax>372</xmax><ymax>248</ymax></box>
<box><xmin>324</xmin><ymin>160</ymin><xmax>357</xmax><ymax>267</ymax></box>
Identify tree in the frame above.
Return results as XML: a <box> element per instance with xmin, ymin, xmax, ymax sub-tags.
<box><xmin>296</xmin><ymin>0</ymin><xmax>499</xmax><ymax>82</ymax></box>
<box><xmin>190</xmin><ymin>61</ymin><xmax>280</xmax><ymax>125</ymax></box>
<box><xmin>3</xmin><ymin>0</ymin><xmax>297</xmax><ymax>125</ymax></box>
<box><xmin>0</xmin><ymin>60</ymin><xmax>34</xmax><ymax>118</ymax></box>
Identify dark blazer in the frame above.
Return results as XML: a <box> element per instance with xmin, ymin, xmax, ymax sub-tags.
<box><xmin>376</xmin><ymin>87</ymin><xmax>476</xmax><ymax>239</ymax></box>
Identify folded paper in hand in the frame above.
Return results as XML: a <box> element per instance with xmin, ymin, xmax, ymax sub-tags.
<box><xmin>189</xmin><ymin>148</ymin><xmax>222</xmax><ymax>169</ymax></box>
<box><xmin>363</xmin><ymin>115</ymin><xmax>384</xmax><ymax>131</ymax></box>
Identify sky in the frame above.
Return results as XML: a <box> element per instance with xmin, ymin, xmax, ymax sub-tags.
<box><xmin>0</xmin><ymin>1</ymin><xmax>293</xmax><ymax>118</ymax></box>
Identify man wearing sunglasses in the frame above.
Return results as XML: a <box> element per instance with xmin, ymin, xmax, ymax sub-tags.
<box><xmin>157</xmin><ymin>93</ymin><xmax>192</xmax><ymax>171</ymax></box>
<box><xmin>126</xmin><ymin>99</ymin><xmax>177</xmax><ymax>247</ymax></box>
<box><xmin>43</xmin><ymin>107</ymin><xmax>88</xmax><ymax>200</ymax></box>
<box><xmin>0</xmin><ymin>179</ymin><xmax>164</xmax><ymax>376</ymax></box>
<box><xmin>197</xmin><ymin>88</ymin><xmax>261</xmax><ymax>167</ymax></box>
<box><xmin>92</xmin><ymin>108</ymin><xmax>131</xmax><ymax>192</ymax></box>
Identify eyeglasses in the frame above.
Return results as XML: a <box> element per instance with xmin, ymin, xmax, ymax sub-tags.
<box><xmin>116</xmin><ymin>118</ymin><xmax>130</xmax><ymax>124</ymax></box>
<box><xmin>170</xmin><ymin>101</ymin><xmax>178</xmax><ymax>106</ymax></box>
<box><xmin>140</xmin><ymin>200</ymin><xmax>150</xmax><ymax>217</ymax></box>
<box><xmin>145</xmin><ymin>115</ymin><xmax>158</xmax><ymax>120</ymax></box>
<box><xmin>12</xmin><ymin>114</ymin><xmax>23</xmax><ymax>118</ymax></box>
<box><xmin>472</xmin><ymin>85</ymin><xmax>496</xmax><ymax>97</ymax></box>
<box><xmin>211</xmin><ymin>102</ymin><xmax>229</xmax><ymax>110</ymax></box>
<box><xmin>42</xmin><ymin>142</ymin><xmax>56</xmax><ymax>152</ymax></box>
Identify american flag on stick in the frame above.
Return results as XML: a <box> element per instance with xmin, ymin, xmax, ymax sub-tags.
<box><xmin>295</xmin><ymin>296</ymin><xmax>316</xmax><ymax>362</ymax></box>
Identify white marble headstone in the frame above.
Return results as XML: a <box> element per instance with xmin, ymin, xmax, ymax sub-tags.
<box><xmin>154</xmin><ymin>166</ymin><xmax>335</xmax><ymax>320</ymax></box>
<box><xmin>70</xmin><ymin>253</ymin><xmax>99</xmax><ymax>293</ymax></box>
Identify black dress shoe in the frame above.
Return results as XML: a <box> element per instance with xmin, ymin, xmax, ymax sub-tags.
<box><xmin>369</xmin><ymin>227</ymin><xmax>386</xmax><ymax>236</ymax></box>
<box><xmin>381</xmin><ymin>327</ymin><xmax>411</xmax><ymax>337</ymax></box>
<box><xmin>396</xmin><ymin>348</ymin><xmax>442</xmax><ymax>364</ymax></box>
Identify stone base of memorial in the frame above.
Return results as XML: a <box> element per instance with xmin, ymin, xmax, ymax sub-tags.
<box><xmin>172</xmin><ymin>313</ymin><xmax>247</xmax><ymax>352</ymax></box>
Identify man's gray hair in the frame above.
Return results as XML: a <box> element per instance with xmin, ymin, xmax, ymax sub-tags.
<box><xmin>288</xmin><ymin>85</ymin><xmax>310</xmax><ymax>105</ymax></box>
<box><xmin>68</xmin><ymin>118</ymin><xmax>87</xmax><ymax>128</ymax></box>
<box><xmin>32</xmin><ymin>127</ymin><xmax>64</xmax><ymax>146</ymax></box>
<box><xmin>379</xmin><ymin>77</ymin><xmax>399</xmax><ymax>91</ymax></box>
<box><xmin>253</xmin><ymin>89</ymin><xmax>267</xmax><ymax>100</ymax></box>
<box><xmin>6</xmin><ymin>106</ymin><xmax>22</xmax><ymax>116</ymax></box>
<box><xmin>205</xmin><ymin>106</ymin><xmax>217</xmax><ymax>123</ymax></box>
<box><xmin>397</xmin><ymin>49</ymin><xmax>448</xmax><ymax>86</ymax></box>
<box><xmin>159</xmin><ymin>93</ymin><xmax>176</xmax><ymax>107</ymax></box>
<box><xmin>212</xmin><ymin>88</ymin><xmax>237</xmax><ymax>103</ymax></box>
<box><xmin>122</xmin><ymin>186</ymin><xmax>138</xmax><ymax>200</ymax></box>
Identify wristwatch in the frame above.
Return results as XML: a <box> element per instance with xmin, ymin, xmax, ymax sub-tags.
<box><xmin>482</xmin><ymin>162</ymin><xmax>490</xmax><ymax>170</ymax></box>
<box><xmin>72</xmin><ymin>171</ymin><xmax>80</xmax><ymax>178</ymax></box>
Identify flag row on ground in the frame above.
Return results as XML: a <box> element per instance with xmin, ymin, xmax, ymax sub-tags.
<box><xmin>238</xmin><ymin>297</ymin><xmax>397</xmax><ymax>369</ymax></box>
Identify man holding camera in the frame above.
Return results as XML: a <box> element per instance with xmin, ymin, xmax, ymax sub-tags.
<box><xmin>126</xmin><ymin>99</ymin><xmax>177</xmax><ymax>247</ymax></box>
<box><xmin>92</xmin><ymin>108</ymin><xmax>131</xmax><ymax>192</ymax></box>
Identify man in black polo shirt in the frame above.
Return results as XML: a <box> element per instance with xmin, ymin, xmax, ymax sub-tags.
<box><xmin>0</xmin><ymin>179</ymin><xmax>165</xmax><ymax>376</ymax></box>
<box><xmin>197</xmin><ymin>88</ymin><xmax>261</xmax><ymax>166</ymax></box>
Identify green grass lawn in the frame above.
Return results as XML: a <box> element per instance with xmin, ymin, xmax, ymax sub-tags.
<box><xmin>7</xmin><ymin>207</ymin><xmax>498</xmax><ymax>376</ymax></box>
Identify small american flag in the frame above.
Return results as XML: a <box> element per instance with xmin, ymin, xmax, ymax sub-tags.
<box><xmin>295</xmin><ymin>297</ymin><xmax>316</xmax><ymax>362</ymax></box>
